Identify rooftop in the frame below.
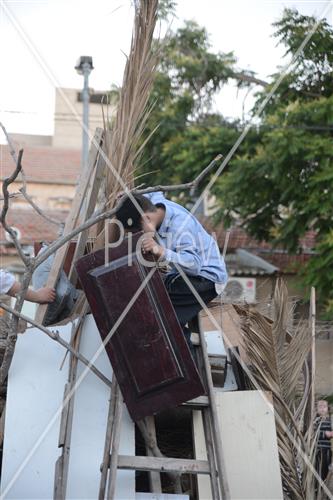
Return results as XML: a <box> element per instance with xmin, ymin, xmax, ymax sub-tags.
<box><xmin>0</xmin><ymin>145</ymin><xmax>80</xmax><ymax>185</ymax></box>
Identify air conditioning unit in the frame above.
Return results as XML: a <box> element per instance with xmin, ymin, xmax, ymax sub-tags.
<box><xmin>224</xmin><ymin>277</ymin><xmax>256</xmax><ymax>304</ymax></box>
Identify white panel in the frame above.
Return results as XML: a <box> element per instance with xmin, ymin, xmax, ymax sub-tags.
<box><xmin>1</xmin><ymin>314</ymin><xmax>135</xmax><ymax>499</ymax></box>
<box><xmin>66</xmin><ymin>314</ymin><xmax>135</xmax><ymax>500</ymax></box>
<box><xmin>1</xmin><ymin>323</ymin><xmax>72</xmax><ymax>499</ymax></box>
<box><xmin>194</xmin><ymin>390</ymin><xmax>283</xmax><ymax>500</ymax></box>
<box><xmin>216</xmin><ymin>391</ymin><xmax>283</xmax><ymax>499</ymax></box>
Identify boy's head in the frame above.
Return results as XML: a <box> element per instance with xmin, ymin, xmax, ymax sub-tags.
<box><xmin>116</xmin><ymin>194</ymin><xmax>158</xmax><ymax>233</ymax></box>
<box><xmin>317</xmin><ymin>399</ymin><xmax>329</xmax><ymax>417</ymax></box>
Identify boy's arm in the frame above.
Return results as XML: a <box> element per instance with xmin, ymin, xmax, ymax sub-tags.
<box><xmin>160</xmin><ymin>217</ymin><xmax>202</xmax><ymax>275</ymax></box>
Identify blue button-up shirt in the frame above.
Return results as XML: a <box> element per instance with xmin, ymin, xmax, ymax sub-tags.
<box><xmin>144</xmin><ymin>192</ymin><xmax>228</xmax><ymax>284</ymax></box>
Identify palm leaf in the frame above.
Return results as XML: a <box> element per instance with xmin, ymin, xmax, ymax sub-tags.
<box><xmin>104</xmin><ymin>0</ymin><xmax>159</xmax><ymax>204</ymax></box>
<box><xmin>235</xmin><ymin>279</ymin><xmax>315</xmax><ymax>499</ymax></box>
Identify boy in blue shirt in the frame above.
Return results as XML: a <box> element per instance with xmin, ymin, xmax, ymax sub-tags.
<box><xmin>116</xmin><ymin>192</ymin><xmax>227</xmax><ymax>350</ymax></box>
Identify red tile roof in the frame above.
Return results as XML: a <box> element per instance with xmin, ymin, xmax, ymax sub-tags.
<box><xmin>0</xmin><ymin>209</ymin><xmax>317</xmax><ymax>274</ymax></box>
<box><xmin>0</xmin><ymin>145</ymin><xmax>80</xmax><ymax>184</ymax></box>
<box><xmin>0</xmin><ymin>208</ymin><xmax>68</xmax><ymax>245</ymax></box>
<box><xmin>200</xmin><ymin>217</ymin><xmax>316</xmax><ymax>273</ymax></box>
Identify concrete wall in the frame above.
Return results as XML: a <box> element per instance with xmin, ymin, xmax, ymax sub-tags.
<box><xmin>8</xmin><ymin>181</ymin><xmax>75</xmax><ymax>210</ymax></box>
<box><xmin>53</xmin><ymin>88</ymin><xmax>114</xmax><ymax>149</ymax></box>
<box><xmin>316</xmin><ymin>339</ymin><xmax>333</xmax><ymax>396</ymax></box>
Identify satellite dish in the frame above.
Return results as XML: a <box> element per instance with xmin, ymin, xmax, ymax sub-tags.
<box><xmin>5</xmin><ymin>227</ymin><xmax>21</xmax><ymax>243</ymax></box>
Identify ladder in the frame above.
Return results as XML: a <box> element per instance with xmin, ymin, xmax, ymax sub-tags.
<box><xmin>98</xmin><ymin>314</ymin><xmax>230</xmax><ymax>500</ymax></box>
<box><xmin>47</xmin><ymin>128</ymin><xmax>230</xmax><ymax>499</ymax></box>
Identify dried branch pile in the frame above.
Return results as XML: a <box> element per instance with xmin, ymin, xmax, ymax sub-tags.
<box><xmin>105</xmin><ymin>0</ymin><xmax>159</xmax><ymax>205</ymax></box>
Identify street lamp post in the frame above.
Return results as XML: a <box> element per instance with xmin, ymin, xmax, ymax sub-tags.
<box><xmin>75</xmin><ymin>56</ymin><xmax>94</xmax><ymax>173</ymax></box>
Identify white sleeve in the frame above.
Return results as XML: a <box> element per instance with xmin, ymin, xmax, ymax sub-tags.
<box><xmin>0</xmin><ymin>269</ymin><xmax>15</xmax><ymax>295</ymax></box>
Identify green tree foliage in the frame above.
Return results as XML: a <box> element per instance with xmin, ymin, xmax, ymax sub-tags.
<box><xmin>215</xmin><ymin>9</ymin><xmax>333</xmax><ymax>315</ymax></box>
<box><xmin>138</xmin><ymin>7</ymin><xmax>332</xmax><ymax>314</ymax></box>
<box><xmin>138</xmin><ymin>20</ymin><xmax>242</xmax><ymax>187</ymax></box>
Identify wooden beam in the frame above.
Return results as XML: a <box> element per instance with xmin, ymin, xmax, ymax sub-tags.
<box><xmin>116</xmin><ymin>455</ymin><xmax>211</xmax><ymax>475</ymax></box>
<box><xmin>35</xmin><ymin>127</ymin><xmax>103</xmax><ymax>325</ymax></box>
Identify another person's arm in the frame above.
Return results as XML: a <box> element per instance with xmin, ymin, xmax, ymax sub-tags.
<box><xmin>7</xmin><ymin>281</ymin><xmax>56</xmax><ymax>304</ymax></box>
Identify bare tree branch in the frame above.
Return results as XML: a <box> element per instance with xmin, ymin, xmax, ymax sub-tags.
<box><xmin>18</xmin><ymin>188</ymin><xmax>64</xmax><ymax>227</ymax></box>
<box><xmin>33</xmin><ymin>154</ymin><xmax>223</xmax><ymax>270</ymax></box>
<box><xmin>0</xmin><ymin>121</ymin><xmax>27</xmax><ymax>188</ymax></box>
<box><xmin>1</xmin><ymin>121</ymin><xmax>61</xmax><ymax>227</ymax></box>
<box><xmin>0</xmin><ymin>149</ymin><xmax>29</xmax><ymax>266</ymax></box>
<box><xmin>231</xmin><ymin>71</ymin><xmax>269</xmax><ymax>87</ymax></box>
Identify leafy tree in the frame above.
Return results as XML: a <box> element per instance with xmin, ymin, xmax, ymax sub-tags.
<box><xmin>215</xmin><ymin>9</ymin><xmax>333</xmax><ymax>315</ymax></box>
<box><xmin>138</xmin><ymin>20</ymin><xmax>260</xmax><ymax>187</ymax></box>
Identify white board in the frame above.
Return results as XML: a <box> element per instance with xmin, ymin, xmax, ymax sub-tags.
<box><xmin>66</xmin><ymin>314</ymin><xmax>135</xmax><ymax>499</ymax></box>
<box><xmin>205</xmin><ymin>330</ymin><xmax>237</xmax><ymax>391</ymax></box>
<box><xmin>1</xmin><ymin>314</ymin><xmax>135</xmax><ymax>499</ymax></box>
<box><xmin>194</xmin><ymin>390</ymin><xmax>283</xmax><ymax>500</ymax></box>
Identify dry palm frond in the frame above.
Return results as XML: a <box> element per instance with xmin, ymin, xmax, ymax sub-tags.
<box><xmin>236</xmin><ymin>279</ymin><xmax>317</xmax><ymax>499</ymax></box>
<box><xmin>105</xmin><ymin>0</ymin><xmax>159</xmax><ymax>206</ymax></box>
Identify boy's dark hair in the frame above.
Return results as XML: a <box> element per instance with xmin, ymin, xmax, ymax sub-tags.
<box><xmin>116</xmin><ymin>194</ymin><xmax>157</xmax><ymax>231</ymax></box>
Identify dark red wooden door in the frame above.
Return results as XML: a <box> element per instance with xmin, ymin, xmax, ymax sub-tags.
<box><xmin>75</xmin><ymin>232</ymin><xmax>204</xmax><ymax>421</ymax></box>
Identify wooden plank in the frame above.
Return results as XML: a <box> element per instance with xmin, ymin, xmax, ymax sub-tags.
<box><xmin>193</xmin><ymin>410</ymin><xmax>214</xmax><ymax>500</ymax></box>
<box><xmin>35</xmin><ymin>127</ymin><xmax>103</xmax><ymax>324</ymax></box>
<box><xmin>54</xmin><ymin>319</ymin><xmax>85</xmax><ymax>499</ymax></box>
<box><xmin>117</xmin><ymin>456</ymin><xmax>211</xmax><ymax>475</ymax></box>
<box><xmin>106</xmin><ymin>382</ymin><xmax>123</xmax><ymax>500</ymax></box>
<box><xmin>98</xmin><ymin>379</ymin><xmax>117</xmax><ymax>500</ymax></box>
<box><xmin>69</xmin><ymin>130</ymin><xmax>106</xmax><ymax>285</ymax></box>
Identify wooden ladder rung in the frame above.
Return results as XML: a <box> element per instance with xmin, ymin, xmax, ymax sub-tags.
<box><xmin>117</xmin><ymin>455</ymin><xmax>212</xmax><ymax>475</ymax></box>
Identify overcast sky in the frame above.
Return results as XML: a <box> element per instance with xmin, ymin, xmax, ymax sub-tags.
<box><xmin>0</xmin><ymin>0</ymin><xmax>331</xmax><ymax>139</ymax></box>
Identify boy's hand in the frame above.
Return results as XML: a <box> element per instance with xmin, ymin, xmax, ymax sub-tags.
<box><xmin>142</xmin><ymin>237</ymin><xmax>165</xmax><ymax>259</ymax></box>
<box><xmin>35</xmin><ymin>287</ymin><xmax>56</xmax><ymax>304</ymax></box>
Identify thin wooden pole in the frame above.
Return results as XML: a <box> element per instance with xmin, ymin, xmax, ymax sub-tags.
<box><xmin>144</xmin><ymin>416</ymin><xmax>162</xmax><ymax>494</ymax></box>
<box><xmin>106</xmin><ymin>382</ymin><xmax>123</xmax><ymax>500</ymax></box>
<box><xmin>197</xmin><ymin>316</ymin><xmax>230</xmax><ymax>500</ymax></box>
<box><xmin>98</xmin><ymin>377</ymin><xmax>118</xmax><ymax>500</ymax></box>
<box><xmin>195</xmin><ymin>337</ymin><xmax>221</xmax><ymax>500</ymax></box>
<box><xmin>53</xmin><ymin>318</ymin><xmax>84</xmax><ymax>499</ymax></box>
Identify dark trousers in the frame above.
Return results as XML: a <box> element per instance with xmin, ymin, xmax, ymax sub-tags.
<box><xmin>163</xmin><ymin>273</ymin><xmax>217</xmax><ymax>352</ymax></box>
<box><xmin>316</xmin><ymin>448</ymin><xmax>332</xmax><ymax>481</ymax></box>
